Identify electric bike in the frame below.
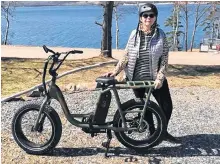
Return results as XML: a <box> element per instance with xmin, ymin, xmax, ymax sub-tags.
<box><xmin>12</xmin><ymin>45</ymin><xmax>167</xmax><ymax>157</ymax></box>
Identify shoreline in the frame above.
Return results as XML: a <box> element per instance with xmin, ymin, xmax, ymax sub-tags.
<box><xmin>1</xmin><ymin>45</ymin><xmax>220</xmax><ymax>65</ymax></box>
<box><xmin>14</xmin><ymin>2</ymin><xmax>209</xmax><ymax>8</ymax></box>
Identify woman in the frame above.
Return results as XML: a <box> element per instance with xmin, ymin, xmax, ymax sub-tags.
<box><xmin>104</xmin><ymin>3</ymin><xmax>181</xmax><ymax>143</ymax></box>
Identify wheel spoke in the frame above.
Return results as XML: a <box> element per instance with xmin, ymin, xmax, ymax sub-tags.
<box><xmin>12</xmin><ymin>103</ymin><xmax>62</xmax><ymax>154</ymax></box>
<box><xmin>122</xmin><ymin>107</ymin><xmax>155</xmax><ymax>141</ymax></box>
<box><xmin>114</xmin><ymin>101</ymin><xmax>165</xmax><ymax>150</ymax></box>
<box><xmin>19</xmin><ymin>109</ymin><xmax>53</xmax><ymax>146</ymax></box>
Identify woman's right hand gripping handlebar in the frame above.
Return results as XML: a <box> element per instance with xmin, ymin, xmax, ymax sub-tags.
<box><xmin>102</xmin><ymin>72</ymin><xmax>117</xmax><ymax>77</ymax></box>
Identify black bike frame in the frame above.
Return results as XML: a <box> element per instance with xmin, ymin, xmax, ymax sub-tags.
<box><xmin>33</xmin><ymin>47</ymin><xmax>156</xmax><ymax>132</ymax></box>
<box><xmin>34</xmin><ymin>80</ymin><xmax>155</xmax><ymax>132</ymax></box>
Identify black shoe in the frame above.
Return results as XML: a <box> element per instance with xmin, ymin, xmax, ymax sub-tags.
<box><xmin>164</xmin><ymin>132</ymin><xmax>182</xmax><ymax>144</ymax></box>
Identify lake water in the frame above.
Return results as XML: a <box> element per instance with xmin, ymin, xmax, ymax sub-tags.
<box><xmin>2</xmin><ymin>4</ymin><xmax>209</xmax><ymax>49</ymax></box>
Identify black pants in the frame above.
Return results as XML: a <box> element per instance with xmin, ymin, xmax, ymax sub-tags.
<box><xmin>133</xmin><ymin>79</ymin><xmax>173</xmax><ymax>132</ymax></box>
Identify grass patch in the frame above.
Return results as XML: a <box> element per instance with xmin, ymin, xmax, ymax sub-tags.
<box><xmin>1</xmin><ymin>57</ymin><xmax>113</xmax><ymax>97</ymax></box>
<box><xmin>1</xmin><ymin>57</ymin><xmax>220</xmax><ymax>98</ymax></box>
<box><xmin>167</xmin><ymin>65</ymin><xmax>220</xmax><ymax>88</ymax></box>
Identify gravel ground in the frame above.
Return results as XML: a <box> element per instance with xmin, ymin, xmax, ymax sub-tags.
<box><xmin>1</xmin><ymin>87</ymin><xmax>220</xmax><ymax>164</ymax></box>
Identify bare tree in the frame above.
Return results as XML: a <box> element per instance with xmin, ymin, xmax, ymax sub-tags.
<box><xmin>1</xmin><ymin>1</ymin><xmax>15</xmax><ymax>45</ymax></box>
<box><xmin>114</xmin><ymin>6</ymin><xmax>119</xmax><ymax>50</ymax></box>
<box><xmin>190</xmin><ymin>2</ymin><xmax>211</xmax><ymax>52</ymax></box>
<box><xmin>113</xmin><ymin>2</ymin><xmax>137</xmax><ymax>50</ymax></box>
<box><xmin>180</xmin><ymin>2</ymin><xmax>191</xmax><ymax>51</ymax></box>
<box><xmin>173</xmin><ymin>2</ymin><xmax>180</xmax><ymax>51</ymax></box>
<box><xmin>95</xmin><ymin>1</ymin><xmax>114</xmax><ymax>58</ymax></box>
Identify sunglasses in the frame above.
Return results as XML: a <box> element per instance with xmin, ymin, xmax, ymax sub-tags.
<box><xmin>142</xmin><ymin>14</ymin><xmax>155</xmax><ymax>18</ymax></box>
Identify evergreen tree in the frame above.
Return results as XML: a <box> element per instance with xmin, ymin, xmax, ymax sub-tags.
<box><xmin>189</xmin><ymin>2</ymin><xmax>212</xmax><ymax>51</ymax></box>
<box><xmin>164</xmin><ymin>2</ymin><xmax>184</xmax><ymax>51</ymax></box>
<box><xmin>201</xmin><ymin>2</ymin><xmax>220</xmax><ymax>41</ymax></box>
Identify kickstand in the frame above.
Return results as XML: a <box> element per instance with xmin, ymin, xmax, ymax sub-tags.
<box><xmin>101</xmin><ymin>129</ymin><xmax>112</xmax><ymax>158</ymax></box>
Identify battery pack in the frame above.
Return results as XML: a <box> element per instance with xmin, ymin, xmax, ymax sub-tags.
<box><xmin>93</xmin><ymin>90</ymin><xmax>111</xmax><ymax>124</ymax></box>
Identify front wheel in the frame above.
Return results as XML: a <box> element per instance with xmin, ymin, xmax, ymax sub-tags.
<box><xmin>12</xmin><ymin>103</ymin><xmax>62</xmax><ymax>155</ymax></box>
<box><xmin>113</xmin><ymin>99</ymin><xmax>167</xmax><ymax>152</ymax></box>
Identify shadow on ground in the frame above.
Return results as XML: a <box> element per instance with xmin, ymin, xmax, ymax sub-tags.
<box><xmin>47</xmin><ymin>134</ymin><xmax>220</xmax><ymax>158</ymax></box>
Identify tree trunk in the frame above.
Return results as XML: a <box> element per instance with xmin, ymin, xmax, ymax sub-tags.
<box><xmin>217</xmin><ymin>21</ymin><xmax>220</xmax><ymax>39</ymax></box>
<box><xmin>114</xmin><ymin>7</ymin><xmax>119</xmax><ymax>50</ymax></box>
<box><xmin>190</xmin><ymin>26</ymin><xmax>196</xmax><ymax>52</ymax></box>
<box><xmin>174</xmin><ymin>4</ymin><xmax>179</xmax><ymax>51</ymax></box>
<box><xmin>173</xmin><ymin>3</ymin><xmax>180</xmax><ymax>51</ymax></box>
<box><xmin>190</xmin><ymin>4</ymin><xmax>200</xmax><ymax>52</ymax></box>
<box><xmin>101</xmin><ymin>1</ymin><xmax>114</xmax><ymax>58</ymax></box>
<box><xmin>184</xmin><ymin>4</ymin><xmax>188</xmax><ymax>51</ymax></box>
<box><xmin>211</xmin><ymin>22</ymin><xmax>215</xmax><ymax>41</ymax></box>
<box><xmin>172</xmin><ymin>5</ymin><xmax>176</xmax><ymax>51</ymax></box>
<box><xmin>3</xmin><ymin>4</ymin><xmax>10</xmax><ymax>45</ymax></box>
<box><xmin>218</xmin><ymin>20</ymin><xmax>220</xmax><ymax>39</ymax></box>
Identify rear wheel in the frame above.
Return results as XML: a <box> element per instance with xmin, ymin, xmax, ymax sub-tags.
<box><xmin>12</xmin><ymin>103</ymin><xmax>62</xmax><ymax>155</ymax></box>
<box><xmin>113</xmin><ymin>99</ymin><xmax>167</xmax><ymax>152</ymax></box>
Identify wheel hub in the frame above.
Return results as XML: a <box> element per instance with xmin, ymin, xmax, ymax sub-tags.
<box><xmin>138</xmin><ymin>120</ymin><xmax>149</xmax><ymax>133</ymax></box>
<box><xmin>128</xmin><ymin>117</ymin><xmax>149</xmax><ymax>133</ymax></box>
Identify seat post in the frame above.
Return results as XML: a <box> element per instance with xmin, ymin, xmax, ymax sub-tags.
<box><xmin>111</xmin><ymin>88</ymin><xmax>127</xmax><ymax>129</ymax></box>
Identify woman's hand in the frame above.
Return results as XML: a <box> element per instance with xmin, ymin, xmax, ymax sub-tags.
<box><xmin>102</xmin><ymin>72</ymin><xmax>116</xmax><ymax>77</ymax></box>
<box><xmin>154</xmin><ymin>79</ymin><xmax>162</xmax><ymax>89</ymax></box>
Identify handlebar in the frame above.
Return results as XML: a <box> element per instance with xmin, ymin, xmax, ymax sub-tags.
<box><xmin>43</xmin><ymin>45</ymin><xmax>83</xmax><ymax>55</ymax></box>
<box><xmin>42</xmin><ymin>45</ymin><xmax>83</xmax><ymax>96</ymax></box>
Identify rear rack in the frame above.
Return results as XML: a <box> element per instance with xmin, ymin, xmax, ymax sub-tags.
<box><xmin>127</xmin><ymin>81</ymin><xmax>154</xmax><ymax>87</ymax></box>
<box><xmin>113</xmin><ymin>81</ymin><xmax>155</xmax><ymax>89</ymax></box>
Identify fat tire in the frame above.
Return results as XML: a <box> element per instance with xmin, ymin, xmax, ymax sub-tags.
<box><xmin>12</xmin><ymin>103</ymin><xmax>62</xmax><ymax>155</ymax></box>
<box><xmin>113</xmin><ymin>99</ymin><xmax>167</xmax><ymax>152</ymax></box>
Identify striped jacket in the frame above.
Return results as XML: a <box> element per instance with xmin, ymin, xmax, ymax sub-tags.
<box><xmin>114</xmin><ymin>28</ymin><xmax>169</xmax><ymax>83</ymax></box>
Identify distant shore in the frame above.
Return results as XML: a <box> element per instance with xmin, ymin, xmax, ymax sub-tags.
<box><xmin>14</xmin><ymin>1</ymin><xmax>210</xmax><ymax>7</ymax></box>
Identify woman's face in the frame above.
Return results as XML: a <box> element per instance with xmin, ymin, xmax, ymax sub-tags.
<box><xmin>140</xmin><ymin>12</ymin><xmax>156</xmax><ymax>27</ymax></box>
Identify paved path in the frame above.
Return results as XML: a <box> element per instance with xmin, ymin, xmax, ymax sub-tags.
<box><xmin>1</xmin><ymin>45</ymin><xmax>220</xmax><ymax>65</ymax></box>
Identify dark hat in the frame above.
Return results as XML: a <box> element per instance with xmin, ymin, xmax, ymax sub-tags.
<box><xmin>139</xmin><ymin>3</ymin><xmax>158</xmax><ymax>16</ymax></box>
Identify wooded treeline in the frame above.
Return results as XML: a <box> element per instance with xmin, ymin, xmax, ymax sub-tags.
<box><xmin>165</xmin><ymin>2</ymin><xmax>220</xmax><ymax>52</ymax></box>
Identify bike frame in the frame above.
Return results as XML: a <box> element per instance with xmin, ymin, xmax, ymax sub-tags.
<box><xmin>34</xmin><ymin>80</ymin><xmax>155</xmax><ymax>132</ymax></box>
<box><xmin>33</xmin><ymin>46</ymin><xmax>156</xmax><ymax>133</ymax></box>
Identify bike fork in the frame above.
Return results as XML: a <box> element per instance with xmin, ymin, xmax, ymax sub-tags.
<box><xmin>33</xmin><ymin>97</ymin><xmax>50</xmax><ymax>131</ymax></box>
<box><xmin>138</xmin><ymin>88</ymin><xmax>153</xmax><ymax>130</ymax></box>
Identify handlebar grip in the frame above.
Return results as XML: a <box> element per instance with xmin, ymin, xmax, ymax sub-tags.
<box><xmin>72</xmin><ymin>50</ymin><xmax>83</xmax><ymax>54</ymax></box>
<box><xmin>43</xmin><ymin>45</ymin><xmax>56</xmax><ymax>54</ymax></box>
<box><xmin>43</xmin><ymin>45</ymin><xmax>49</xmax><ymax>53</ymax></box>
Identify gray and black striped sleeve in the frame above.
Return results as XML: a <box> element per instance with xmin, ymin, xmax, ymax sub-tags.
<box><xmin>156</xmin><ymin>35</ymin><xmax>169</xmax><ymax>82</ymax></box>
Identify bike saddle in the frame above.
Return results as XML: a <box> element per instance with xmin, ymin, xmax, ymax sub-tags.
<box><xmin>96</xmin><ymin>76</ymin><xmax>116</xmax><ymax>85</ymax></box>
